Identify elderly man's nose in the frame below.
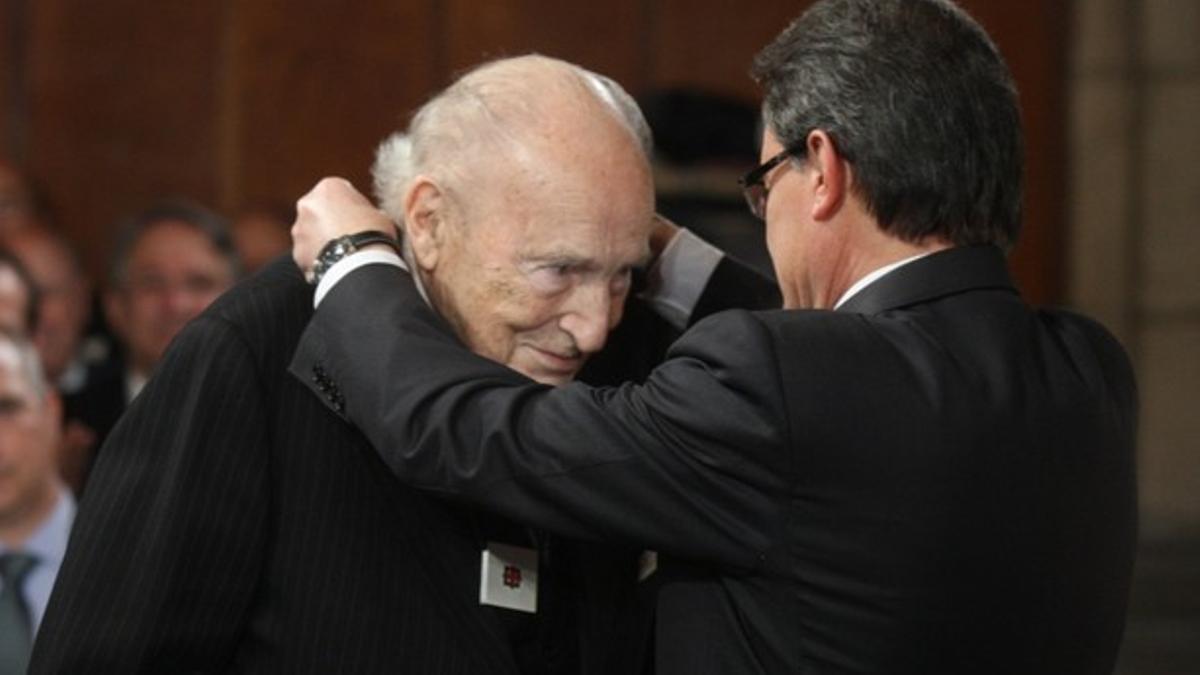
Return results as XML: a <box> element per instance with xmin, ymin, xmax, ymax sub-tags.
<box><xmin>561</xmin><ymin>291</ymin><xmax>611</xmax><ymax>355</ymax></box>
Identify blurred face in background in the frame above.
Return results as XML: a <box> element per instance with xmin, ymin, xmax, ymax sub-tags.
<box><xmin>0</xmin><ymin>338</ymin><xmax>60</xmax><ymax>537</ymax></box>
<box><xmin>105</xmin><ymin>220</ymin><xmax>235</xmax><ymax>376</ymax></box>
<box><xmin>6</xmin><ymin>228</ymin><xmax>91</xmax><ymax>380</ymax></box>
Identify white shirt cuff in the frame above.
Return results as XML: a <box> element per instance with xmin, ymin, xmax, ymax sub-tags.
<box><xmin>313</xmin><ymin>249</ymin><xmax>408</xmax><ymax>307</ymax></box>
<box><xmin>640</xmin><ymin>228</ymin><xmax>724</xmax><ymax>330</ymax></box>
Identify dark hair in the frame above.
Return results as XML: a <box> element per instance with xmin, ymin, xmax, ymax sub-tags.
<box><xmin>107</xmin><ymin>199</ymin><xmax>241</xmax><ymax>288</ymax></box>
<box><xmin>0</xmin><ymin>247</ymin><xmax>41</xmax><ymax>333</ymax></box>
<box><xmin>751</xmin><ymin>0</ymin><xmax>1023</xmax><ymax>248</ymax></box>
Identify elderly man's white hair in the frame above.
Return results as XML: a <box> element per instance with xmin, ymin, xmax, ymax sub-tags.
<box><xmin>371</xmin><ymin>54</ymin><xmax>653</xmax><ymax>228</ymax></box>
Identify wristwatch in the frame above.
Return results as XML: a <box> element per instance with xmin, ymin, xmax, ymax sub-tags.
<box><xmin>308</xmin><ymin>231</ymin><xmax>401</xmax><ymax>286</ymax></box>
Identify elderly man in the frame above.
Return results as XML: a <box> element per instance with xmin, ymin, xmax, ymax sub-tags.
<box><xmin>32</xmin><ymin>56</ymin><xmax>773</xmax><ymax>673</ymax></box>
<box><xmin>0</xmin><ymin>329</ymin><xmax>72</xmax><ymax>674</ymax></box>
<box><xmin>291</xmin><ymin>1</ymin><xmax>1138</xmax><ymax>673</ymax></box>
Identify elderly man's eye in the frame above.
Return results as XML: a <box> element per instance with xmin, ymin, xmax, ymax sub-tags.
<box><xmin>528</xmin><ymin>264</ymin><xmax>574</xmax><ymax>292</ymax></box>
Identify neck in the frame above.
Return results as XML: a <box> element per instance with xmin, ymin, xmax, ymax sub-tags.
<box><xmin>813</xmin><ymin>225</ymin><xmax>952</xmax><ymax>310</ymax></box>
<box><xmin>0</xmin><ymin>480</ymin><xmax>61</xmax><ymax>549</ymax></box>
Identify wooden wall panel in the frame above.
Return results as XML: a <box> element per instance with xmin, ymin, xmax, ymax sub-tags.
<box><xmin>228</xmin><ymin>0</ymin><xmax>439</xmax><ymax>212</ymax></box>
<box><xmin>1</xmin><ymin>0</ymin><xmax>18</xmax><ymax>158</ymax></box>
<box><xmin>648</xmin><ymin>0</ymin><xmax>806</xmax><ymax>101</ymax></box>
<box><xmin>960</xmin><ymin>0</ymin><xmax>1070</xmax><ymax>304</ymax></box>
<box><xmin>23</xmin><ymin>1</ymin><xmax>224</xmax><ymax>279</ymax></box>
<box><xmin>1</xmin><ymin>0</ymin><xmax>1069</xmax><ymax>302</ymax></box>
<box><xmin>441</xmin><ymin>0</ymin><xmax>646</xmax><ymax>89</ymax></box>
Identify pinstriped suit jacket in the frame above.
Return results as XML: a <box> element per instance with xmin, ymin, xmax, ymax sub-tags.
<box><xmin>30</xmin><ymin>257</ymin><xmax>522</xmax><ymax>673</ymax></box>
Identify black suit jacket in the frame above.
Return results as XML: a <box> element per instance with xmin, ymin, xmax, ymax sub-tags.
<box><xmin>32</xmin><ymin>253</ymin><xmax>776</xmax><ymax>674</ymax></box>
<box><xmin>31</xmin><ymin>258</ymin><xmax>524</xmax><ymax>673</ymax></box>
<box><xmin>292</xmin><ymin>245</ymin><xmax>1138</xmax><ymax>675</ymax></box>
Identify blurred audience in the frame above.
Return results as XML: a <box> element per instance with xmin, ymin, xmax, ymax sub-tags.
<box><xmin>231</xmin><ymin>203</ymin><xmax>293</xmax><ymax>274</ymax></box>
<box><xmin>40</xmin><ymin>201</ymin><xmax>241</xmax><ymax>491</ymax></box>
<box><xmin>0</xmin><ymin>328</ymin><xmax>72</xmax><ymax>674</ymax></box>
<box><xmin>5</xmin><ymin>227</ymin><xmax>111</xmax><ymax>492</ymax></box>
<box><xmin>4</xmin><ymin>228</ymin><xmax>94</xmax><ymax>389</ymax></box>
<box><xmin>0</xmin><ymin>250</ymin><xmax>39</xmax><ymax>336</ymax></box>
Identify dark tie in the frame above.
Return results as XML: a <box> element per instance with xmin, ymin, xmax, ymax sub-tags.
<box><xmin>0</xmin><ymin>552</ymin><xmax>38</xmax><ymax>675</ymax></box>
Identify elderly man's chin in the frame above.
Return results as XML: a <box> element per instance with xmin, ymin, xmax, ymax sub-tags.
<box><xmin>510</xmin><ymin>345</ymin><xmax>587</xmax><ymax>387</ymax></box>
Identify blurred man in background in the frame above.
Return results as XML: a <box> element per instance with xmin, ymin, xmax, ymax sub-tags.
<box><xmin>103</xmin><ymin>201</ymin><xmax>240</xmax><ymax>403</ymax></box>
<box><xmin>0</xmin><ymin>250</ymin><xmax>38</xmax><ymax>336</ymax></box>
<box><xmin>4</xmin><ymin>227</ymin><xmax>101</xmax><ymax>491</ymax></box>
<box><xmin>0</xmin><ymin>328</ymin><xmax>72</xmax><ymax>675</ymax></box>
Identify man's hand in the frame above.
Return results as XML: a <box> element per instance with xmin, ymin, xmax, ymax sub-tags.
<box><xmin>292</xmin><ymin>177</ymin><xmax>395</xmax><ymax>278</ymax></box>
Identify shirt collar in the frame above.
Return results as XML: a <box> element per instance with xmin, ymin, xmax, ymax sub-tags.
<box><xmin>0</xmin><ymin>488</ymin><xmax>75</xmax><ymax>564</ymax></box>
<box><xmin>833</xmin><ymin>252</ymin><xmax>932</xmax><ymax>310</ymax></box>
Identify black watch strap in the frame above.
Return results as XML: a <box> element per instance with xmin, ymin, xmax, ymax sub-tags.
<box><xmin>309</xmin><ymin>231</ymin><xmax>401</xmax><ymax>286</ymax></box>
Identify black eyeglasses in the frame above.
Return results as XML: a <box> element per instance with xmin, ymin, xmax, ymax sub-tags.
<box><xmin>738</xmin><ymin>146</ymin><xmax>803</xmax><ymax>220</ymax></box>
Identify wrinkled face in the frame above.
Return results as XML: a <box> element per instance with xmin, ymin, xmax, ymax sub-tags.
<box><xmin>0</xmin><ymin>343</ymin><xmax>59</xmax><ymax>528</ymax></box>
<box><xmin>421</xmin><ymin>145</ymin><xmax>655</xmax><ymax>386</ymax></box>
<box><xmin>106</xmin><ymin>220</ymin><xmax>235</xmax><ymax>375</ymax></box>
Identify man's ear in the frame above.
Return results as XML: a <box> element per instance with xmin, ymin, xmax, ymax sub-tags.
<box><xmin>806</xmin><ymin>129</ymin><xmax>849</xmax><ymax>222</ymax></box>
<box><xmin>403</xmin><ymin>176</ymin><xmax>448</xmax><ymax>272</ymax></box>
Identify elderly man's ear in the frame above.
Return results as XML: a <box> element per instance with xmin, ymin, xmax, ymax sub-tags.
<box><xmin>403</xmin><ymin>177</ymin><xmax>449</xmax><ymax>272</ymax></box>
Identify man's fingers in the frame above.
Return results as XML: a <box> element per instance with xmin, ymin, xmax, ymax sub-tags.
<box><xmin>291</xmin><ymin>177</ymin><xmax>398</xmax><ymax>277</ymax></box>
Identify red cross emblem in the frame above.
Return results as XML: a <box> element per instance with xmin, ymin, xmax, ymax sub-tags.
<box><xmin>502</xmin><ymin>565</ymin><xmax>523</xmax><ymax>589</ymax></box>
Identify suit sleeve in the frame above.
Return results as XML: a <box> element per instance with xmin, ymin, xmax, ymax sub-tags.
<box><xmin>292</xmin><ymin>264</ymin><xmax>788</xmax><ymax>571</ymax></box>
<box><xmin>30</xmin><ymin>315</ymin><xmax>270</xmax><ymax>673</ymax></box>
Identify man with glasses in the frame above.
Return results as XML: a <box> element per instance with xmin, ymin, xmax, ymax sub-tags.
<box><xmin>290</xmin><ymin>0</ymin><xmax>1137</xmax><ymax>673</ymax></box>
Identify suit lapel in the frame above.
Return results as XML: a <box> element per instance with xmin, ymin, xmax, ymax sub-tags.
<box><xmin>836</xmin><ymin>245</ymin><xmax>1018</xmax><ymax>315</ymax></box>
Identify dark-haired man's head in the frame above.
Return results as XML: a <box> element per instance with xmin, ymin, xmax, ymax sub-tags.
<box><xmin>749</xmin><ymin>0</ymin><xmax>1022</xmax><ymax>308</ymax></box>
<box><xmin>104</xmin><ymin>202</ymin><xmax>240</xmax><ymax>380</ymax></box>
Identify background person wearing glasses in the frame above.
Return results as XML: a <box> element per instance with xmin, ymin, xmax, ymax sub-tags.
<box><xmin>290</xmin><ymin>0</ymin><xmax>1137</xmax><ymax>673</ymax></box>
